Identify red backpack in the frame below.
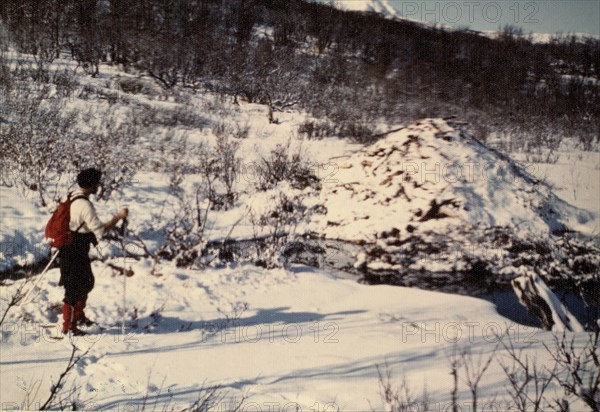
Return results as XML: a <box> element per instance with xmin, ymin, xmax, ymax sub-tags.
<box><xmin>45</xmin><ymin>193</ymin><xmax>87</xmax><ymax>248</ymax></box>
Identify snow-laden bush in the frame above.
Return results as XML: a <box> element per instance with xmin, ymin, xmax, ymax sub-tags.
<box><xmin>131</xmin><ymin>104</ymin><xmax>208</xmax><ymax>130</ymax></box>
<box><xmin>137</xmin><ymin>137</ymin><xmax>241</xmax><ymax>268</ymax></box>
<box><xmin>0</xmin><ymin>36</ymin><xmax>11</xmax><ymax>92</ymax></box>
<box><xmin>180</xmin><ymin>136</ymin><xmax>241</xmax><ymax>211</ymax></box>
<box><xmin>50</xmin><ymin>69</ymin><xmax>78</xmax><ymax>98</ymax></box>
<box><xmin>214</xmin><ymin>135</ymin><xmax>241</xmax><ymax>209</ymax></box>
<box><xmin>69</xmin><ymin>120</ymin><xmax>145</xmax><ymax>201</ymax></box>
<box><xmin>376</xmin><ymin>363</ymin><xmax>432</xmax><ymax>412</ymax></box>
<box><xmin>0</xmin><ymin>84</ymin><xmax>148</xmax><ymax>206</ymax></box>
<box><xmin>256</xmin><ymin>139</ymin><xmax>320</xmax><ymax>192</ymax></box>
<box><xmin>546</xmin><ymin>330</ymin><xmax>600</xmax><ymax>410</ymax></box>
<box><xmin>152</xmin><ymin>182</ymin><xmax>211</xmax><ymax>269</ymax></box>
<box><xmin>297</xmin><ymin>119</ymin><xmax>337</xmax><ymax>140</ymax></box>
<box><xmin>0</xmin><ymin>96</ymin><xmax>76</xmax><ymax>206</ymax></box>
<box><xmin>250</xmin><ymin>192</ymin><xmax>309</xmax><ymax>269</ymax></box>
<box><xmin>375</xmin><ymin>330</ymin><xmax>600</xmax><ymax>411</ymax></box>
<box><xmin>212</xmin><ymin>120</ymin><xmax>250</xmax><ymax>140</ymax></box>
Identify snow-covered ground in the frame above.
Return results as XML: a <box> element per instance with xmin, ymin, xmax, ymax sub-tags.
<box><xmin>513</xmin><ymin>150</ymin><xmax>600</xmax><ymax>235</ymax></box>
<box><xmin>1</xmin><ymin>257</ymin><xmax>593</xmax><ymax>410</ymax></box>
<box><xmin>1</xmin><ymin>53</ymin><xmax>599</xmax><ymax>410</ymax></box>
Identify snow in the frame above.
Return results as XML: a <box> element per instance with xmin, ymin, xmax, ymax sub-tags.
<box><xmin>329</xmin><ymin>0</ymin><xmax>400</xmax><ymax>18</ymax></box>
<box><xmin>0</xmin><ymin>187</ymin><xmax>50</xmax><ymax>271</ymax></box>
<box><xmin>512</xmin><ymin>271</ymin><xmax>585</xmax><ymax>332</ymax></box>
<box><xmin>0</xmin><ymin>260</ymin><xmax>579</xmax><ymax>410</ymax></box>
<box><xmin>2</xmin><ymin>124</ymin><xmax>597</xmax><ymax>410</ymax></box>
<box><xmin>1</xmin><ymin>52</ymin><xmax>599</xmax><ymax>410</ymax></box>
<box><xmin>312</xmin><ymin>118</ymin><xmax>597</xmax><ymax>242</ymax></box>
<box><xmin>512</xmin><ymin>150</ymin><xmax>600</xmax><ymax>236</ymax></box>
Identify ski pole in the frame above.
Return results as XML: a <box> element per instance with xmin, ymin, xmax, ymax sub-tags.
<box><xmin>119</xmin><ymin>217</ymin><xmax>128</xmax><ymax>237</ymax></box>
<box><xmin>94</xmin><ymin>240</ymin><xmax>127</xmax><ymax>337</ymax></box>
<box><xmin>119</xmin><ymin>217</ymin><xmax>128</xmax><ymax>337</ymax></box>
<box><xmin>94</xmin><ymin>243</ymin><xmax>123</xmax><ymax>335</ymax></box>
<box><xmin>20</xmin><ymin>248</ymin><xmax>60</xmax><ymax>306</ymax></box>
<box><xmin>122</xmin><ymin>265</ymin><xmax>126</xmax><ymax>337</ymax></box>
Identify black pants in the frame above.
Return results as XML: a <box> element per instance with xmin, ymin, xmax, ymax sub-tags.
<box><xmin>59</xmin><ymin>232</ymin><xmax>96</xmax><ymax>306</ymax></box>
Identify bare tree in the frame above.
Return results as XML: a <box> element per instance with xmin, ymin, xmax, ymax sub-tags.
<box><xmin>497</xmin><ymin>331</ymin><xmax>556</xmax><ymax>412</ymax></box>
<box><xmin>374</xmin><ymin>363</ymin><xmax>432</xmax><ymax>412</ymax></box>
<box><xmin>0</xmin><ymin>275</ymin><xmax>31</xmax><ymax>326</ymax></box>
<box><xmin>545</xmin><ymin>330</ymin><xmax>600</xmax><ymax>411</ymax></box>
<box><xmin>460</xmin><ymin>346</ymin><xmax>497</xmax><ymax>412</ymax></box>
<box><xmin>446</xmin><ymin>346</ymin><xmax>462</xmax><ymax>412</ymax></box>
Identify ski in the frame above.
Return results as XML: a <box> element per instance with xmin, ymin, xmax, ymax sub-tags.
<box><xmin>41</xmin><ymin>323</ymin><xmax>108</xmax><ymax>338</ymax></box>
<box><xmin>40</xmin><ymin>325</ymin><xmax>66</xmax><ymax>340</ymax></box>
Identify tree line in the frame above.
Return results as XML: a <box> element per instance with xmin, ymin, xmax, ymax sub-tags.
<box><xmin>1</xmin><ymin>0</ymin><xmax>598</xmax><ymax>146</ymax></box>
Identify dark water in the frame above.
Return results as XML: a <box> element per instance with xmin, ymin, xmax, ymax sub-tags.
<box><xmin>207</xmin><ymin>236</ymin><xmax>599</xmax><ymax>329</ymax></box>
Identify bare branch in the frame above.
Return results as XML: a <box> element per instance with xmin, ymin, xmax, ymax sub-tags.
<box><xmin>40</xmin><ymin>342</ymin><xmax>94</xmax><ymax>410</ymax></box>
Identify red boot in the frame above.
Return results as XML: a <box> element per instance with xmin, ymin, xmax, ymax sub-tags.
<box><xmin>62</xmin><ymin>303</ymin><xmax>74</xmax><ymax>333</ymax></box>
<box><xmin>75</xmin><ymin>298</ymin><xmax>94</xmax><ymax>327</ymax></box>
<box><xmin>74</xmin><ymin>300</ymin><xmax>84</xmax><ymax>323</ymax></box>
<box><xmin>62</xmin><ymin>303</ymin><xmax>86</xmax><ymax>336</ymax></box>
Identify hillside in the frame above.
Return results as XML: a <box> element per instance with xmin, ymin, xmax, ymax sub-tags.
<box><xmin>1</xmin><ymin>97</ymin><xmax>598</xmax><ymax>408</ymax></box>
<box><xmin>1</xmin><ymin>1</ymin><xmax>600</xmax><ymax>410</ymax></box>
<box><xmin>1</xmin><ymin>0</ymin><xmax>598</xmax><ymax>148</ymax></box>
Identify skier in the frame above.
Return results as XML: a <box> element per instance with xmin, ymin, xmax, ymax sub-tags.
<box><xmin>59</xmin><ymin>168</ymin><xmax>128</xmax><ymax>335</ymax></box>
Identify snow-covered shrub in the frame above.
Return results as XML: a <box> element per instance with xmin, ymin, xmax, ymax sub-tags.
<box><xmin>578</xmin><ymin>132</ymin><xmax>598</xmax><ymax>152</ymax></box>
<box><xmin>297</xmin><ymin>119</ymin><xmax>337</xmax><ymax>140</ymax></box>
<box><xmin>184</xmin><ymin>383</ymin><xmax>246</xmax><ymax>412</ymax></box>
<box><xmin>0</xmin><ymin>96</ymin><xmax>76</xmax><ymax>206</ymax></box>
<box><xmin>2</xmin><ymin>92</ymin><xmax>141</xmax><ymax>204</ymax></box>
<box><xmin>69</xmin><ymin>120</ymin><xmax>145</xmax><ymax>201</ymax></box>
<box><xmin>0</xmin><ymin>63</ymin><xmax>9</xmax><ymax>92</ymax></box>
<box><xmin>167</xmin><ymin>105</ymin><xmax>208</xmax><ymax>130</ymax></box>
<box><xmin>0</xmin><ymin>41</ymin><xmax>10</xmax><ymax>92</ymax></box>
<box><xmin>214</xmin><ymin>136</ymin><xmax>241</xmax><ymax>209</ymax></box>
<box><xmin>256</xmin><ymin>140</ymin><xmax>320</xmax><ymax>192</ymax></box>
<box><xmin>132</xmin><ymin>104</ymin><xmax>207</xmax><ymax>130</ymax></box>
<box><xmin>375</xmin><ymin>363</ymin><xmax>432</xmax><ymax>412</ymax></box>
<box><xmin>212</xmin><ymin>120</ymin><xmax>250</xmax><ymax>140</ymax></box>
<box><xmin>50</xmin><ymin>69</ymin><xmax>78</xmax><ymax>98</ymax></box>
<box><xmin>250</xmin><ymin>192</ymin><xmax>309</xmax><ymax>269</ymax></box>
<box><xmin>154</xmin><ymin>183</ymin><xmax>211</xmax><ymax>268</ymax></box>
<box><xmin>339</xmin><ymin>120</ymin><xmax>375</xmax><ymax>143</ymax></box>
<box><xmin>497</xmin><ymin>330</ymin><xmax>556</xmax><ymax>411</ymax></box>
<box><xmin>117</xmin><ymin>77</ymin><xmax>145</xmax><ymax>94</ymax></box>
<box><xmin>545</xmin><ymin>330</ymin><xmax>600</xmax><ymax>410</ymax></box>
<box><xmin>150</xmin><ymin>137</ymin><xmax>239</xmax><ymax>266</ymax></box>
<box><xmin>172</xmin><ymin>136</ymin><xmax>241</xmax><ymax>211</ymax></box>
<box><xmin>7</xmin><ymin>56</ymin><xmax>49</xmax><ymax>83</ymax></box>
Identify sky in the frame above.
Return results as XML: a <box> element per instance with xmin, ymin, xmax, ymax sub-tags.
<box><xmin>333</xmin><ymin>0</ymin><xmax>600</xmax><ymax>36</ymax></box>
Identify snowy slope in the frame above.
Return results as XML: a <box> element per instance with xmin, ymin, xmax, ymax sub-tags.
<box><xmin>1</xmin><ymin>49</ymin><xmax>599</xmax><ymax>410</ymax></box>
<box><xmin>327</xmin><ymin>0</ymin><xmax>399</xmax><ymax>17</ymax></box>
<box><xmin>1</xmin><ymin>131</ymin><xmax>597</xmax><ymax>410</ymax></box>
<box><xmin>0</xmin><ymin>259</ymin><xmax>587</xmax><ymax>410</ymax></box>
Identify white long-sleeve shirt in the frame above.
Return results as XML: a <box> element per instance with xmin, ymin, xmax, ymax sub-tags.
<box><xmin>69</xmin><ymin>189</ymin><xmax>105</xmax><ymax>240</ymax></box>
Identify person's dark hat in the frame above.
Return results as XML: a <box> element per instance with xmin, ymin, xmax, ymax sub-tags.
<box><xmin>77</xmin><ymin>168</ymin><xmax>102</xmax><ymax>189</ymax></box>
